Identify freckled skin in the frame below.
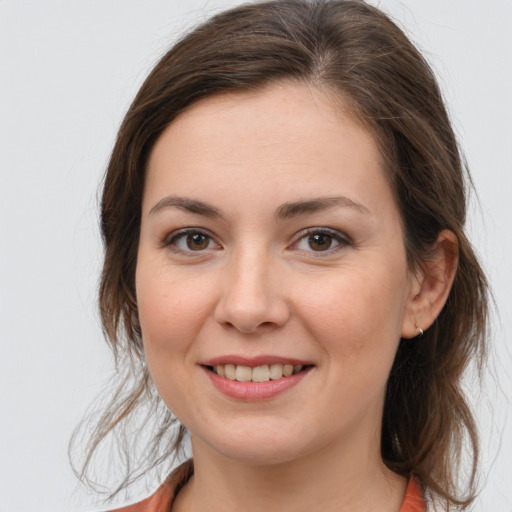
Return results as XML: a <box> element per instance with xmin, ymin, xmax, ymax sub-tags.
<box><xmin>136</xmin><ymin>83</ymin><xmax>419</xmax><ymax>511</ymax></box>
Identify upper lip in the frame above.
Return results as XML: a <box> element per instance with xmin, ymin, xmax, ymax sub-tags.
<box><xmin>201</xmin><ymin>355</ymin><xmax>314</xmax><ymax>367</ymax></box>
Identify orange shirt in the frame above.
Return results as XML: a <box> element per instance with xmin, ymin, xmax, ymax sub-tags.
<box><xmin>401</xmin><ymin>478</ymin><xmax>427</xmax><ymax>512</ymax></box>
<box><xmin>110</xmin><ymin>460</ymin><xmax>426</xmax><ymax>512</ymax></box>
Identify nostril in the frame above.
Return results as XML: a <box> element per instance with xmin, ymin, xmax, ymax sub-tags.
<box><xmin>220</xmin><ymin>319</ymin><xmax>276</xmax><ymax>334</ymax></box>
<box><xmin>214</xmin><ymin>282</ymin><xmax>291</xmax><ymax>333</ymax></box>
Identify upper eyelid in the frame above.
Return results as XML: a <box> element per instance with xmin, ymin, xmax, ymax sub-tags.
<box><xmin>162</xmin><ymin>227</ymin><xmax>219</xmax><ymax>248</ymax></box>
<box><xmin>161</xmin><ymin>226</ymin><xmax>350</xmax><ymax>249</ymax></box>
<box><xmin>289</xmin><ymin>227</ymin><xmax>351</xmax><ymax>255</ymax></box>
<box><xmin>292</xmin><ymin>226</ymin><xmax>351</xmax><ymax>243</ymax></box>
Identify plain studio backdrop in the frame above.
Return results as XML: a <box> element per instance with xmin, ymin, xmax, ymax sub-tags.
<box><xmin>1</xmin><ymin>1</ymin><xmax>511</xmax><ymax>511</ymax></box>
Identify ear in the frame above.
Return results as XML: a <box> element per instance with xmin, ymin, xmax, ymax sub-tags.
<box><xmin>401</xmin><ymin>230</ymin><xmax>458</xmax><ymax>339</ymax></box>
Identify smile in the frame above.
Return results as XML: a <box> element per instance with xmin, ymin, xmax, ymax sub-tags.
<box><xmin>202</xmin><ymin>360</ymin><xmax>314</xmax><ymax>400</ymax></box>
<box><xmin>209</xmin><ymin>363</ymin><xmax>308</xmax><ymax>382</ymax></box>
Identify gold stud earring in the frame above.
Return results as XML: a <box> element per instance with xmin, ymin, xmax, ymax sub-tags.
<box><xmin>414</xmin><ymin>322</ymin><xmax>424</xmax><ymax>337</ymax></box>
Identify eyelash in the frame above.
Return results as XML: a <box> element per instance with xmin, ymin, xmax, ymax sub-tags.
<box><xmin>163</xmin><ymin>228</ymin><xmax>220</xmax><ymax>255</ymax></box>
<box><xmin>163</xmin><ymin>227</ymin><xmax>351</xmax><ymax>256</ymax></box>
<box><xmin>291</xmin><ymin>227</ymin><xmax>351</xmax><ymax>255</ymax></box>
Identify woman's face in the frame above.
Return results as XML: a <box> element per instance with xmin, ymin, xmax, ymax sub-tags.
<box><xmin>136</xmin><ymin>83</ymin><xmax>418</xmax><ymax>465</ymax></box>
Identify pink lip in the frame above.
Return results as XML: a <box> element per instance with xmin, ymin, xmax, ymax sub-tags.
<box><xmin>202</xmin><ymin>365</ymin><xmax>313</xmax><ymax>401</ymax></box>
<box><xmin>202</xmin><ymin>355</ymin><xmax>313</xmax><ymax>367</ymax></box>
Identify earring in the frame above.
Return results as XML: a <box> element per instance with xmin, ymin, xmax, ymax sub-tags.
<box><xmin>414</xmin><ymin>322</ymin><xmax>424</xmax><ymax>337</ymax></box>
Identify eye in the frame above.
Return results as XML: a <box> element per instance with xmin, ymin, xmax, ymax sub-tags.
<box><xmin>165</xmin><ymin>229</ymin><xmax>220</xmax><ymax>253</ymax></box>
<box><xmin>293</xmin><ymin>228</ymin><xmax>349</xmax><ymax>253</ymax></box>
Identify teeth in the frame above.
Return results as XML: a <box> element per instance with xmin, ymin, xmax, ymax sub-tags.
<box><xmin>269</xmin><ymin>363</ymin><xmax>283</xmax><ymax>380</ymax></box>
<box><xmin>213</xmin><ymin>363</ymin><xmax>305</xmax><ymax>382</ymax></box>
<box><xmin>252</xmin><ymin>365</ymin><xmax>270</xmax><ymax>382</ymax></box>
<box><xmin>235</xmin><ymin>365</ymin><xmax>252</xmax><ymax>382</ymax></box>
<box><xmin>224</xmin><ymin>364</ymin><xmax>236</xmax><ymax>380</ymax></box>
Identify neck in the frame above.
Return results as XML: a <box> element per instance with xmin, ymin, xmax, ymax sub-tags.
<box><xmin>173</xmin><ymin>433</ymin><xmax>407</xmax><ymax>512</ymax></box>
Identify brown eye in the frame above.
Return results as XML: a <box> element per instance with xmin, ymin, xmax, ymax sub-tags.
<box><xmin>186</xmin><ymin>233</ymin><xmax>210</xmax><ymax>250</ymax></box>
<box><xmin>167</xmin><ymin>229</ymin><xmax>219</xmax><ymax>253</ymax></box>
<box><xmin>308</xmin><ymin>233</ymin><xmax>333</xmax><ymax>251</ymax></box>
<box><xmin>293</xmin><ymin>228</ymin><xmax>348</xmax><ymax>254</ymax></box>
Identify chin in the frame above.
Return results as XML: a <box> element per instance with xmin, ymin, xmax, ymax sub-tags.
<box><xmin>214</xmin><ymin>442</ymin><xmax>306</xmax><ymax>466</ymax></box>
<box><xmin>192</xmin><ymin>420</ymin><xmax>317</xmax><ymax>466</ymax></box>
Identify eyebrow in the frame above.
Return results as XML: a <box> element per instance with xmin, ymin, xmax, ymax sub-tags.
<box><xmin>149</xmin><ymin>196</ymin><xmax>222</xmax><ymax>217</ymax></box>
<box><xmin>275</xmin><ymin>196</ymin><xmax>371</xmax><ymax>218</ymax></box>
<box><xmin>148</xmin><ymin>195</ymin><xmax>370</xmax><ymax>219</ymax></box>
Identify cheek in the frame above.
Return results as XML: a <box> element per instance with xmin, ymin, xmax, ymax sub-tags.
<box><xmin>295</xmin><ymin>263</ymin><xmax>409</xmax><ymax>374</ymax></box>
<box><xmin>296</xmin><ymin>268</ymin><xmax>409</xmax><ymax>427</ymax></box>
<box><xmin>135</xmin><ymin>261</ymin><xmax>217</xmax><ymax>420</ymax></box>
<box><xmin>135</xmin><ymin>261</ymin><xmax>213</xmax><ymax>361</ymax></box>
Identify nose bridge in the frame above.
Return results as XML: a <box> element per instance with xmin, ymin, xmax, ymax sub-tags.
<box><xmin>215</xmin><ymin>242</ymin><xmax>289</xmax><ymax>333</ymax></box>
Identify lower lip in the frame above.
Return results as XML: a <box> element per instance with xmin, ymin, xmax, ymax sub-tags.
<box><xmin>203</xmin><ymin>366</ymin><xmax>312</xmax><ymax>401</ymax></box>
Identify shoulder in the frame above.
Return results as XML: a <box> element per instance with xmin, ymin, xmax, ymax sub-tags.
<box><xmin>108</xmin><ymin>460</ymin><xmax>194</xmax><ymax>512</ymax></box>
<box><xmin>400</xmin><ymin>478</ymin><xmax>427</xmax><ymax>512</ymax></box>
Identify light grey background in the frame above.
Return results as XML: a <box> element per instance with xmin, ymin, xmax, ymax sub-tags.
<box><xmin>1</xmin><ymin>1</ymin><xmax>511</xmax><ymax>511</ymax></box>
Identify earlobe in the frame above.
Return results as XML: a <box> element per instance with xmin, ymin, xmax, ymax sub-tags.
<box><xmin>401</xmin><ymin>230</ymin><xmax>458</xmax><ymax>339</ymax></box>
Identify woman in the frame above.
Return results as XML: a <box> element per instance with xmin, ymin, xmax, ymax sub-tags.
<box><xmin>73</xmin><ymin>1</ymin><xmax>489</xmax><ymax>510</ymax></box>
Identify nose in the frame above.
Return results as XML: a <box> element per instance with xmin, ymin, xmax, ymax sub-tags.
<box><xmin>214</xmin><ymin>248</ymin><xmax>290</xmax><ymax>334</ymax></box>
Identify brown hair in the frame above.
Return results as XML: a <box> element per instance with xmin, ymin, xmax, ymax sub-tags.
<box><xmin>71</xmin><ymin>0</ymin><xmax>489</xmax><ymax>507</ymax></box>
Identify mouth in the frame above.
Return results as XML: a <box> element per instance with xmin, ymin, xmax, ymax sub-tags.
<box><xmin>201</xmin><ymin>357</ymin><xmax>314</xmax><ymax>400</ymax></box>
<box><xmin>203</xmin><ymin>363</ymin><xmax>313</xmax><ymax>383</ymax></box>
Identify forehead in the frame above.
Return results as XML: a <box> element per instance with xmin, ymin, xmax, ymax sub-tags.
<box><xmin>144</xmin><ymin>82</ymin><xmax>393</xmax><ymax>219</ymax></box>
